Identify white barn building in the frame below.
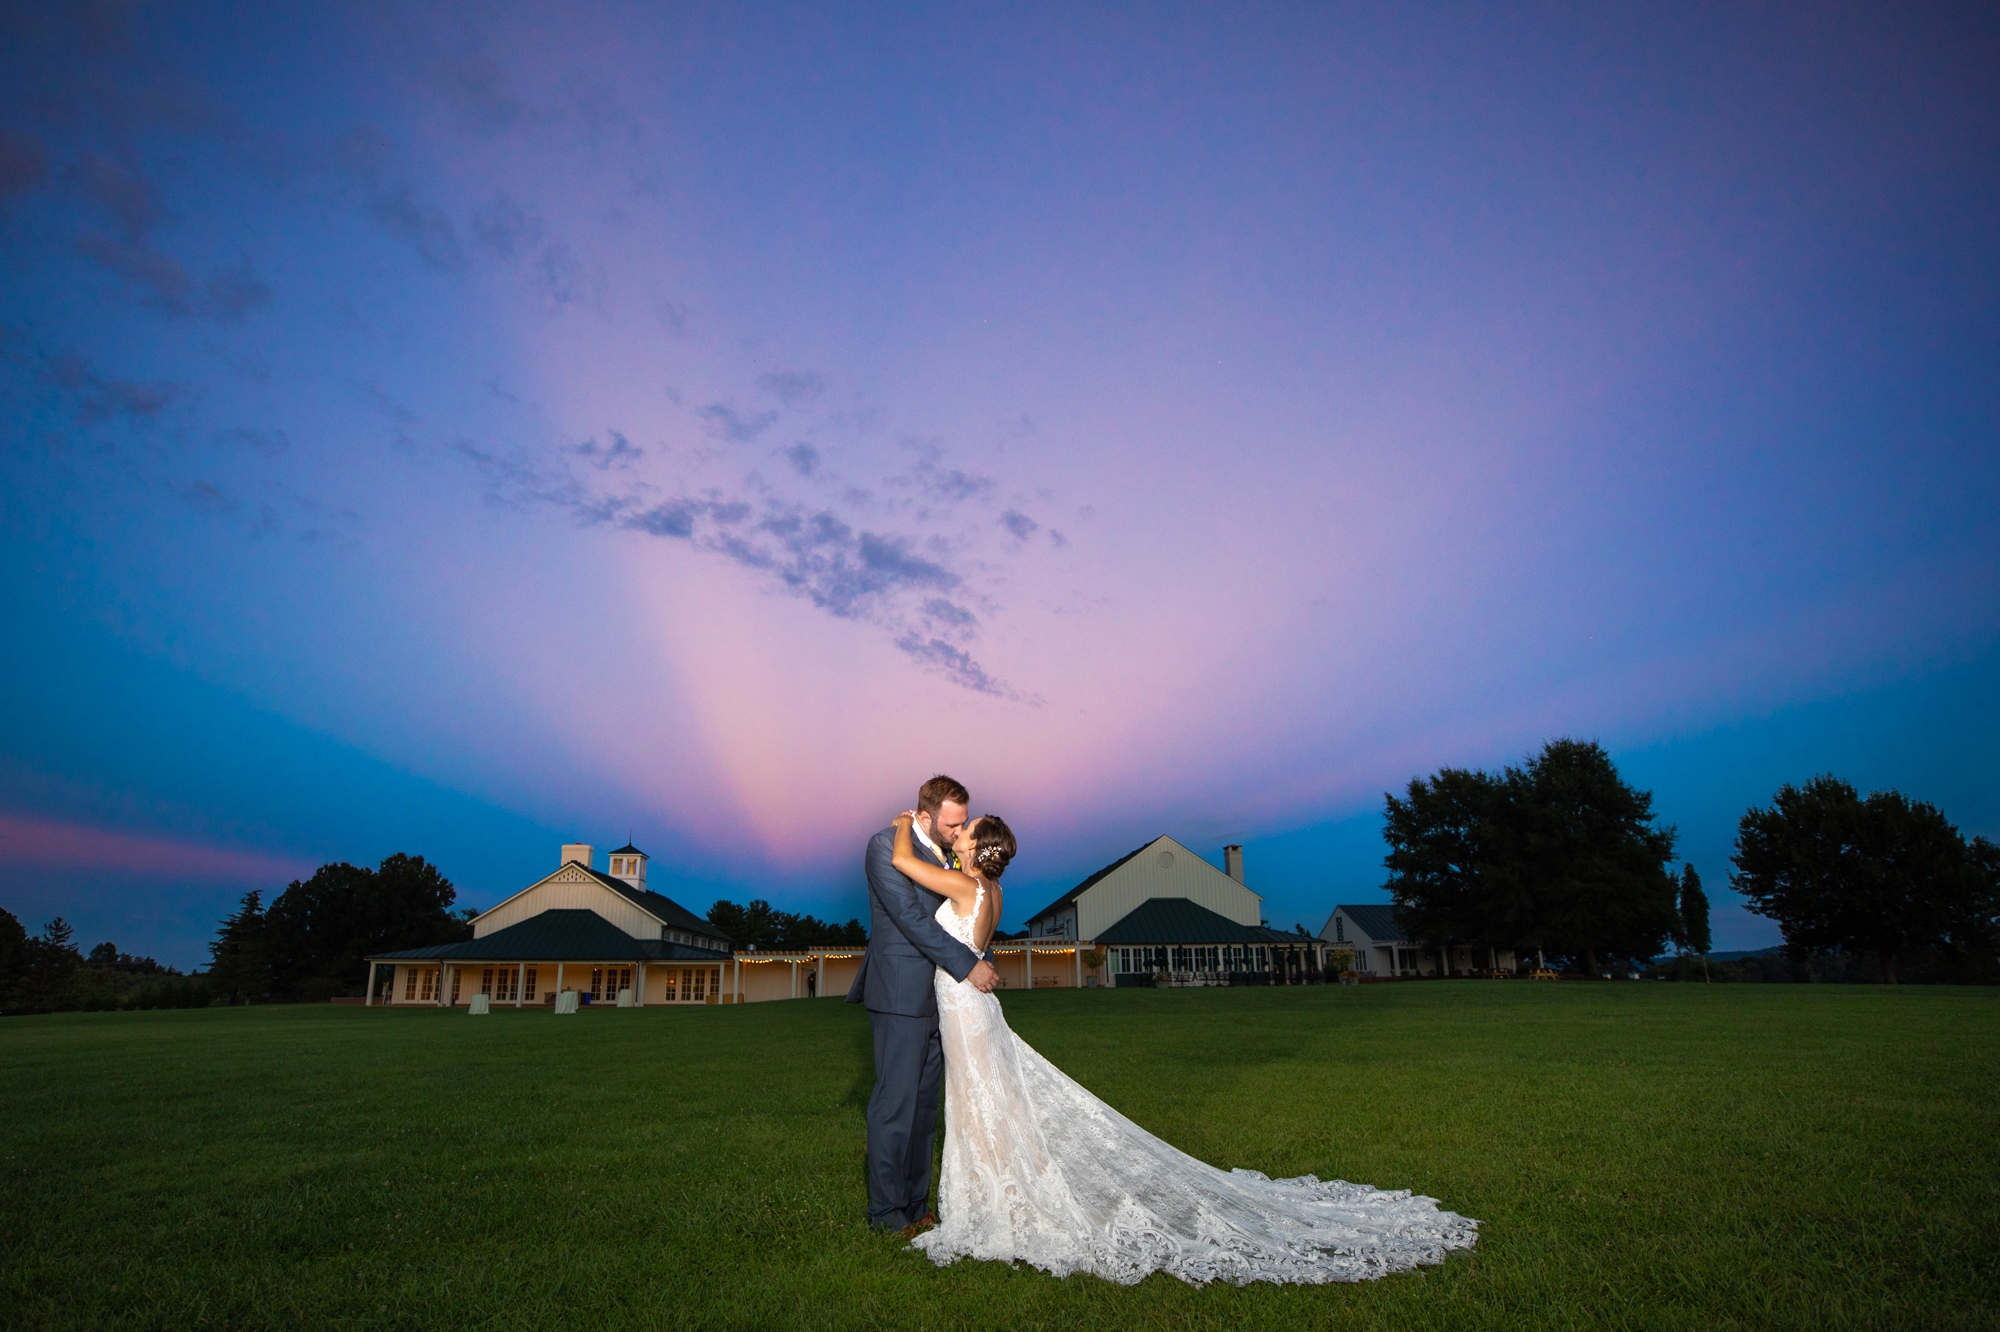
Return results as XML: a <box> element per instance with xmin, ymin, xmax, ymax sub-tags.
<box><xmin>367</xmin><ymin>842</ymin><xmax>736</xmax><ymax>1007</ymax></box>
<box><xmin>1027</xmin><ymin>836</ymin><xmax>1329</xmax><ymax>985</ymax></box>
<box><xmin>1319</xmin><ymin>904</ymin><xmax>1518</xmax><ymax>978</ymax></box>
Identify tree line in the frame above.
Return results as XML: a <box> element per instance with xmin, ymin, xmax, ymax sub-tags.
<box><xmin>207</xmin><ymin>853</ymin><xmax>472</xmax><ymax>1003</ymax></box>
<box><xmin>703</xmin><ymin>898</ymin><xmax>867</xmax><ymax>949</ymax></box>
<box><xmin>0</xmin><ymin>911</ymin><xmax>206</xmax><ymax>1014</ymax></box>
<box><xmin>0</xmin><ymin>852</ymin><xmax>472</xmax><ymax>1013</ymax></box>
<box><xmin>1383</xmin><ymin>739</ymin><xmax>1998</xmax><ymax>982</ymax></box>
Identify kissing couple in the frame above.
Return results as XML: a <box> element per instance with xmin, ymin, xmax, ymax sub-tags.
<box><xmin>846</xmin><ymin>774</ymin><xmax>1479</xmax><ymax>1286</ymax></box>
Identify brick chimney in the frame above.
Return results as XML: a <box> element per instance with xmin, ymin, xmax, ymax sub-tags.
<box><xmin>1224</xmin><ymin>844</ymin><xmax>1244</xmax><ymax>883</ymax></box>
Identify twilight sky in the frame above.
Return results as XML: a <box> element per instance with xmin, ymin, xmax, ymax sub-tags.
<box><xmin>2</xmin><ymin>2</ymin><xmax>1996</xmax><ymax>969</ymax></box>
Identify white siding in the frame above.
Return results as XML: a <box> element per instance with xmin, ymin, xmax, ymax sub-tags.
<box><xmin>1073</xmin><ymin>836</ymin><xmax>1262</xmax><ymax>939</ymax></box>
<box><xmin>472</xmin><ymin>864</ymin><xmax>663</xmax><ymax>940</ymax></box>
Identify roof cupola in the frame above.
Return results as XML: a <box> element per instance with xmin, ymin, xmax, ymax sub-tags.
<box><xmin>608</xmin><ymin>842</ymin><xmax>648</xmax><ymax>887</ymax></box>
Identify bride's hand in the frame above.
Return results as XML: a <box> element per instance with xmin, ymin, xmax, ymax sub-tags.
<box><xmin>894</xmin><ymin>810</ymin><xmax>916</xmax><ymax>825</ymax></box>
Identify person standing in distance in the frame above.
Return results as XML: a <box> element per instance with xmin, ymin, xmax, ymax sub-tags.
<box><xmin>848</xmin><ymin>774</ymin><xmax>1000</xmax><ymax>1235</ymax></box>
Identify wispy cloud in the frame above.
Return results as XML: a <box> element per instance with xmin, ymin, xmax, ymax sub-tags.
<box><xmin>999</xmin><ymin>509</ymin><xmax>1039</xmax><ymax>540</ymax></box>
<box><xmin>0</xmin><ymin>811</ymin><xmax>314</xmax><ymax>882</ymax></box>
<box><xmin>68</xmin><ymin>155</ymin><xmax>270</xmax><ymax>318</ymax></box>
<box><xmin>757</xmin><ymin>369</ymin><xmax>823</xmax><ymax>405</ymax></box>
<box><xmin>568</xmin><ymin>431</ymin><xmax>642</xmax><ymax>469</ymax></box>
<box><xmin>700</xmin><ymin>403</ymin><xmax>777</xmax><ymax>443</ymax></box>
<box><xmin>336</xmin><ymin>127</ymin><xmax>465</xmax><ymax>273</ymax></box>
<box><xmin>41</xmin><ymin>351</ymin><xmax>179</xmax><ymax>423</ymax></box>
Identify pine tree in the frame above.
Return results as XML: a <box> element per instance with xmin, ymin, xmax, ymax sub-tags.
<box><xmin>208</xmin><ymin>891</ymin><xmax>269</xmax><ymax>1005</ymax></box>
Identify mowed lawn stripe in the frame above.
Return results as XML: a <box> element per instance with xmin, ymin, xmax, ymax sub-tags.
<box><xmin>1</xmin><ymin>984</ymin><xmax>1994</xmax><ymax>1331</ymax></box>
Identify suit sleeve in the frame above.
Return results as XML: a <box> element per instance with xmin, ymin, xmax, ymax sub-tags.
<box><xmin>866</xmin><ymin>832</ymin><xmax>981</xmax><ymax>982</ymax></box>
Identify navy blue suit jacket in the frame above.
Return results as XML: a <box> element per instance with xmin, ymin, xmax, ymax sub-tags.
<box><xmin>846</xmin><ymin>825</ymin><xmax>983</xmax><ymax>1017</ymax></box>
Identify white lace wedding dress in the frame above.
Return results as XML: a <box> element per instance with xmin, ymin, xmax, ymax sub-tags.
<box><xmin>911</xmin><ymin>886</ymin><xmax>1478</xmax><ymax>1285</ymax></box>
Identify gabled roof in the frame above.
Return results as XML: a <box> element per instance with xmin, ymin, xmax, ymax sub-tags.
<box><xmin>370</xmin><ymin>909</ymin><xmax>732</xmax><ymax>963</ymax></box>
<box><xmin>474</xmin><ymin>859</ymin><xmax>731</xmax><ymax>945</ymax></box>
<box><xmin>1096</xmin><ymin>897</ymin><xmax>1263</xmax><ymax>945</ymax></box>
<box><xmin>580</xmin><ymin>864</ymin><xmax>728</xmax><ymax>943</ymax></box>
<box><xmin>1329</xmin><ymin>903</ymin><xmax>1405</xmax><ymax>943</ymax></box>
<box><xmin>1025</xmin><ymin>841</ymin><xmax>1153</xmax><ymax>924</ymax></box>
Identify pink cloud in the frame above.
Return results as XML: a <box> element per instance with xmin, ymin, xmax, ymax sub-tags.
<box><xmin>0</xmin><ymin>813</ymin><xmax>315</xmax><ymax>884</ymax></box>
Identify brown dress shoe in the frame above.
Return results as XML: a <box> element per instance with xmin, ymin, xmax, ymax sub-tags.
<box><xmin>898</xmin><ymin>1212</ymin><xmax>939</xmax><ymax>1239</ymax></box>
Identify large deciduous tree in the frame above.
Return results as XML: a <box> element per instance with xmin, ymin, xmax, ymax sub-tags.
<box><xmin>1382</xmin><ymin>766</ymin><xmax>1518</xmax><ymax>969</ymax></box>
<box><xmin>1511</xmin><ymin>740</ymin><xmax>1680</xmax><ymax>975</ymax></box>
<box><xmin>1733</xmin><ymin>776</ymin><xmax>1999</xmax><ymax>983</ymax></box>
<box><xmin>1384</xmin><ymin>739</ymin><xmax>1679</xmax><ymax>976</ymax></box>
<box><xmin>263</xmin><ymin>854</ymin><xmax>467</xmax><ymax>999</ymax></box>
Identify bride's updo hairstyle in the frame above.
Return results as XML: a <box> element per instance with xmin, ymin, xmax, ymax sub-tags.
<box><xmin>969</xmin><ymin>816</ymin><xmax>1017</xmax><ymax>879</ymax></box>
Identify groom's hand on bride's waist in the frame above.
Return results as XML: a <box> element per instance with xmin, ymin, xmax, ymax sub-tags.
<box><xmin>967</xmin><ymin>960</ymin><xmax>999</xmax><ymax>993</ymax></box>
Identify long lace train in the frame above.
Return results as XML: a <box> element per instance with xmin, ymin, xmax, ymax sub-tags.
<box><xmin>911</xmin><ymin>888</ymin><xmax>1478</xmax><ymax>1286</ymax></box>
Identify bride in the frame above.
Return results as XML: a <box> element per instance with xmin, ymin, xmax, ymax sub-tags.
<box><xmin>888</xmin><ymin>810</ymin><xmax>1478</xmax><ymax>1286</ymax></box>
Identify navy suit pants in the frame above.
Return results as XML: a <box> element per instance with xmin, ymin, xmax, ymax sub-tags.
<box><xmin>865</xmin><ymin>1009</ymin><xmax>945</xmax><ymax>1230</ymax></box>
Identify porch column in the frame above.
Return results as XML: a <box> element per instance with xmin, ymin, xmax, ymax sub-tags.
<box><xmin>733</xmin><ymin>955</ymin><xmax>741</xmax><ymax>1004</ymax></box>
<box><xmin>365</xmin><ymin>961</ymin><xmax>377</xmax><ymax>1007</ymax></box>
<box><xmin>556</xmin><ymin>961</ymin><xmax>565</xmax><ymax>1001</ymax></box>
<box><xmin>1075</xmin><ymin>947</ymin><xmax>1082</xmax><ymax>989</ymax></box>
<box><xmin>635</xmin><ymin>961</ymin><xmax>646</xmax><ymax>1007</ymax></box>
<box><xmin>437</xmin><ymin>964</ymin><xmax>447</xmax><ymax>1007</ymax></box>
<box><xmin>791</xmin><ymin>958</ymin><xmax>798</xmax><ymax>999</ymax></box>
<box><xmin>1024</xmin><ymin>944</ymin><xmax>1032</xmax><ymax>990</ymax></box>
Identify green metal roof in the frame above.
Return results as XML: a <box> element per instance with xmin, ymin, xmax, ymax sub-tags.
<box><xmin>1330</xmin><ymin>903</ymin><xmax>1406</xmax><ymax>943</ymax></box>
<box><xmin>577</xmin><ymin>865</ymin><xmax>732</xmax><ymax>946</ymax></box>
<box><xmin>1095</xmin><ymin>897</ymin><xmax>1264</xmax><ymax>945</ymax></box>
<box><xmin>370</xmin><ymin>909</ymin><xmax>732</xmax><ymax>963</ymax></box>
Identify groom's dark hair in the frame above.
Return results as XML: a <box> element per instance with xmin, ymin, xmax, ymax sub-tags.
<box><xmin>916</xmin><ymin>774</ymin><xmax>970</xmax><ymax>817</ymax></box>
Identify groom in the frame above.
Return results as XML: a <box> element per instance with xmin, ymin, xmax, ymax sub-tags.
<box><xmin>847</xmin><ymin>773</ymin><xmax>999</xmax><ymax>1234</ymax></box>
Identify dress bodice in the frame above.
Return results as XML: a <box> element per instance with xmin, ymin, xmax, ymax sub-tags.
<box><xmin>935</xmin><ymin>883</ymin><xmax>983</xmax><ymax>950</ymax></box>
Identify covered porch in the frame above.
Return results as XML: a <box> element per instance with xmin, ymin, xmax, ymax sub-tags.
<box><xmin>365</xmin><ymin>908</ymin><xmax>733</xmax><ymax>1008</ymax></box>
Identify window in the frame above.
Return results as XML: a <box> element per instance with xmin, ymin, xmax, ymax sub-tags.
<box><xmin>589</xmin><ymin>967</ymin><xmax>634</xmax><ymax>1002</ymax></box>
<box><xmin>405</xmin><ymin>967</ymin><xmax>418</xmax><ymax>1000</ymax></box>
<box><xmin>663</xmin><ymin>966</ymin><xmax>711</xmax><ymax>1002</ymax></box>
<box><xmin>415</xmin><ymin>967</ymin><xmax>439</xmax><ymax>1001</ymax></box>
<box><xmin>1335</xmin><ymin>917</ymin><xmax>1345</xmax><ymax>942</ymax></box>
<box><xmin>483</xmin><ymin>967</ymin><xmax>519</xmax><ymax>1002</ymax></box>
<box><xmin>523</xmin><ymin>967</ymin><xmax>538</xmax><ymax>1001</ymax></box>
<box><xmin>449</xmin><ymin>968</ymin><xmax>461</xmax><ymax>1004</ymax></box>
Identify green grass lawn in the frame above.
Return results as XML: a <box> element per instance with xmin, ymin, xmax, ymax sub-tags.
<box><xmin>2</xmin><ymin>984</ymin><xmax>1995</xmax><ymax>1331</ymax></box>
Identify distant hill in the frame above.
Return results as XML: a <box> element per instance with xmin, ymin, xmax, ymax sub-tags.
<box><xmin>1708</xmin><ymin>946</ymin><xmax>1785</xmax><ymax>962</ymax></box>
